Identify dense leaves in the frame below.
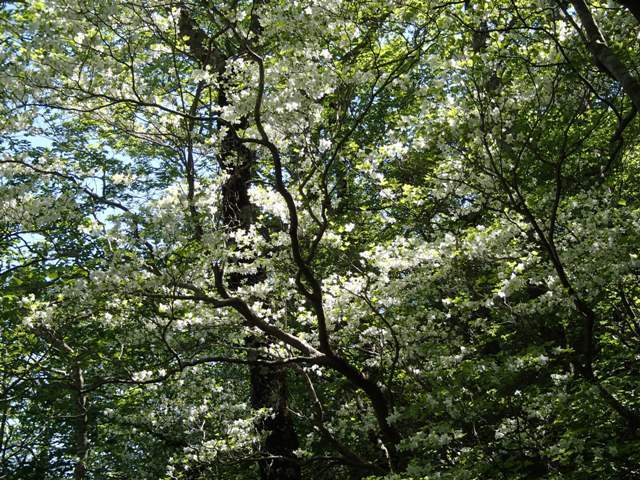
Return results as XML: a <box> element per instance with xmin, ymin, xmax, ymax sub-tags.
<box><xmin>1</xmin><ymin>0</ymin><xmax>639</xmax><ymax>479</ymax></box>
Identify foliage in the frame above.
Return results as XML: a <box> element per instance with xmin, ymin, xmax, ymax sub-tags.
<box><xmin>1</xmin><ymin>0</ymin><xmax>640</xmax><ymax>479</ymax></box>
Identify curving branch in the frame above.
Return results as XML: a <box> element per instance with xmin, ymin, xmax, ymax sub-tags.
<box><xmin>207</xmin><ymin>6</ymin><xmax>404</xmax><ymax>466</ymax></box>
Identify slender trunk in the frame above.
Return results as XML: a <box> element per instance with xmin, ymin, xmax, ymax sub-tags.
<box><xmin>568</xmin><ymin>0</ymin><xmax>640</xmax><ymax>110</ymax></box>
<box><xmin>510</xmin><ymin>185</ymin><xmax>639</xmax><ymax>432</ymax></box>
<box><xmin>0</xmin><ymin>397</ymin><xmax>8</xmax><ymax>476</ymax></box>
<box><xmin>72</xmin><ymin>365</ymin><xmax>89</xmax><ymax>480</ymax></box>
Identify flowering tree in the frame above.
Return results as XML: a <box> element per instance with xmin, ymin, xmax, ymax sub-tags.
<box><xmin>1</xmin><ymin>0</ymin><xmax>639</xmax><ymax>479</ymax></box>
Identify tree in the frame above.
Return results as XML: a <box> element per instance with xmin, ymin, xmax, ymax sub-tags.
<box><xmin>1</xmin><ymin>0</ymin><xmax>639</xmax><ymax>479</ymax></box>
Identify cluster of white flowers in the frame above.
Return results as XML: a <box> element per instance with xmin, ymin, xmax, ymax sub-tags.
<box><xmin>248</xmin><ymin>184</ymin><xmax>289</xmax><ymax>221</ymax></box>
<box><xmin>131</xmin><ymin>370</ymin><xmax>154</xmax><ymax>382</ymax></box>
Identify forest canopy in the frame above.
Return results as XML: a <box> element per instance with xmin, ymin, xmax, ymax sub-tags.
<box><xmin>1</xmin><ymin>0</ymin><xmax>640</xmax><ymax>479</ymax></box>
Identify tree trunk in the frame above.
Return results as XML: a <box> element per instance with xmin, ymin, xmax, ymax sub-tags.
<box><xmin>72</xmin><ymin>365</ymin><xmax>89</xmax><ymax>480</ymax></box>
<box><xmin>568</xmin><ymin>0</ymin><xmax>640</xmax><ymax>110</ymax></box>
<box><xmin>219</xmin><ymin>125</ymin><xmax>301</xmax><ymax>480</ymax></box>
<box><xmin>177</xmin><ymin>7</ymin><xmax>299</xmax><ymax>478</ymax></box>
<box><xmin>248</xmin><ymin>342</ymin><xmax>300</xmax><ymax>479</ymax></box>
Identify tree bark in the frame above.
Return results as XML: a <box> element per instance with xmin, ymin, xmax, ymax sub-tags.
<box><xmin>72</xmin><ymin>365</ymin><xmax>89</xmax><ymax>480</ymax></box>
<box><xmin>568</xmin><ymin>0</ymin><xmax>640</xmax><ymax>110</ymax></box>
<box><xmin>178</xmin><ymin>9</ymin><xmax>301</xmax><ymax>479</ymax></box>
<box><xmin>219</xmin><ymin>125</ymin><xmax>301</xmax><ymax>480</ymax></box>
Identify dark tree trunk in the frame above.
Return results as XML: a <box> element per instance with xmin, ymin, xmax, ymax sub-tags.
<box><xmin>72</xmin><ymin>365</ymin><xmax>88</xmax><ymax>480</ymax></box>
<box><xmin>219</xmin><ymin>126</ymin><xmax>301</xmax><ymax>480</ymax></box>
<box><xmin>178</xmin><ymin>8</ymin><xmax>301</xmax><ymax>478</ymax></box>
<box><xmin>248</xmin><ymin>341</ymin><xmax>300</xmax><ymax>480</ymax></box>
